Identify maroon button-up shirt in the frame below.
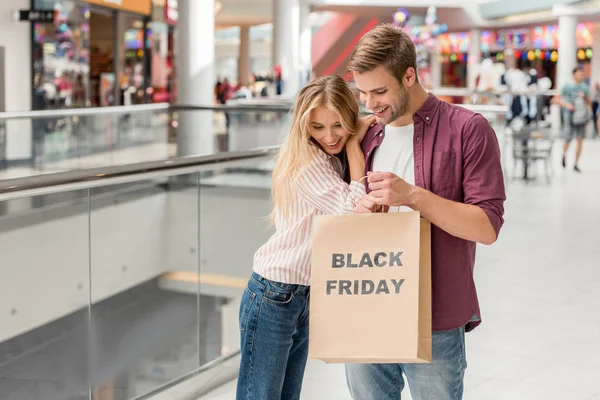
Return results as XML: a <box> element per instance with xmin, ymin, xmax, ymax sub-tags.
<box><xmin>361</xmin><ymin>94</ymin><xmax>506</xmax><ymax>332</ymax></box>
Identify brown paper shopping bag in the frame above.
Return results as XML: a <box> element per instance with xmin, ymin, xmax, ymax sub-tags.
<box><xmin>309</xmin><ymin>211</ymin><xmax>431</xmax><ymax>364</ymax></box>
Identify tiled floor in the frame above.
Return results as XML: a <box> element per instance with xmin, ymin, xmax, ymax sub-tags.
<box><xmin>200</xmin><ymin>138</ymin><xmax>600</xmax><ymax>399</ymax></box>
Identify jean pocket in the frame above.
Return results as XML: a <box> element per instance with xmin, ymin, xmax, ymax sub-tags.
<box><xmin>239</xmin><ymin>287</ymin><xmax>257</xmax><ymax>332</ymax></box>
<box><xmin>262</xmin><ymin>280</ymin><xmax>295</xmax><ymax>305</ymax></box>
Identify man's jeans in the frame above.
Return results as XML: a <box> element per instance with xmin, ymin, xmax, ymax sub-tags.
<box><xmin>345</xmin><ymin>327</ymin><xmax>467</xmax><ymax>400</ymax></box>
<box><xmin>236</xmin><ymin>272</ymin><xmax>310</xmax><ymax>400</ymax></box>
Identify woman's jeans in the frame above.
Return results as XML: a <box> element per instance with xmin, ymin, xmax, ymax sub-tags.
<box><xmin>236</xmin><ymin>272</ymin><xmax>310</xmax><ymax>400</ymax></box>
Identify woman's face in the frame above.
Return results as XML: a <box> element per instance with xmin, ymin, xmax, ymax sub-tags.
<box><xmin>308</xmin><ymin>106</ymin><xmax>351</xmax><ymax>155</ymax></box>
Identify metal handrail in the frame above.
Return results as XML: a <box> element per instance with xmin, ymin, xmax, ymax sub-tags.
<box><xmin>0</xmin><ymin>103</ymin><xmax>293</xmax><ymax>121</ymax></box>
<box><xmin>0</xmin><ymin>103</ymin><xmax>170</xmax><ymax>120</ymax></box>
<box><xmin>0</xmin><ymin>99</ymin><xmax>511</xmax><ymax>121</ymax></box>
<box><xmin>172</xmin><ymin>103</ymin><xmax>292</xmax><ymax>112</ymax></box>
<box><xmin>457</xmin><ymin>104</ymin><xmax>509</xmax><ymax>113</ymax></box>
<box><xmin>133</xmin><ymin>350</ymin><xmax>241</xmax><ymax>400</ymax></box>
<box><xmin>0</xmin><ymin>147</ymin><xmax>278</xmax><ymax>201</ymax></box>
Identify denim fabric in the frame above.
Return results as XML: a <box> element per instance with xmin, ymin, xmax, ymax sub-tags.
<box><xmin>236</xmin><ymin>272</ymin><xmax>310</xmax><ymax>400</ymax></box>
<box><xmin>345</xmin><ymin>327</ymin><xmax>467</xmax><ymax>400</ymax></box>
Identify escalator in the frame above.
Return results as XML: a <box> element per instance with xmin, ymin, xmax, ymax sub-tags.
<box><xmin>312</xmin><ymin>13</ymin><xmax>380</xmax><ymax>79</ymax></box>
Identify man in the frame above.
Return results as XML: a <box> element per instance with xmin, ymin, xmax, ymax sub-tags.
<box><xmin>345</xmin><ymin>24</ymin><xmax>506</xmax><ymax>400</ymax></box>
<box><xmin>556</xmin><ymin>67</ymin><xmax>590</xmax><ymax>172</ymax></box>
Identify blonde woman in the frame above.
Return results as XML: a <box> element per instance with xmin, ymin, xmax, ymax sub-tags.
<box><xmin>236</xmin><ymin>75</ymin><xmax>375</xmax><ymax>400</ymax></box>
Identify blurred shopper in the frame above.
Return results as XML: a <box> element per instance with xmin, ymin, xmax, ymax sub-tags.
<box><xmin>32</xmin><ymin>73</ymin><xmax>48</xmax><ymax>161</ymax></box>
<box><xmin>236</xmin><ymin>75</ymin><xmax>376</xmax><ymax>400</ymax></box>
<box><xmin>556</xmin><ymin>67</ymin><xmax>590</xmax><ymax>172</ymax></box>
<box><xmin>345</xmin><ymin>24</ymin><xmax>506</xmax><ymax>400</ymax></box>
<box><xmin>592</xmin><ymin>82</ymin><xmax>599</xmax><ymax>139</ymax></box>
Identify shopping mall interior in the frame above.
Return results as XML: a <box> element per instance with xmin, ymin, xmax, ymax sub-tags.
<box><xmin>0</xmin><ymin>0</ymin><xmax>599</xmax><ymax>399</ymax></box>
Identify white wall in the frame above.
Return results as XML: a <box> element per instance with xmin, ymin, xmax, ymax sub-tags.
<box><xmin>167</xmin><ymin>188</ymin><xmax>273</xmax><ymax>279</ymax></box>
<box><xmin>0</xmin><ymin>194</ymin><xmax>170</xmax><ymax>343</ymax></box>
<box><xmin>0</xmin><ymin>0</ymin><xmax>33</xmax><ymax>161</ymax></box>
<box><xmin>0</xmin><ymin>186</ymin><xmax>273</xmax><ymax>344</ymax></box>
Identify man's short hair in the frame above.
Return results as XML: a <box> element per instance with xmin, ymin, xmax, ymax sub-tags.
<box><xmin>347</xmin><ymin>23</ymin><xmax>418</xmax><ymax>84</ymax></box>
<box><xmin>573</xmin><ymin>67</ymin><xmax>583</xmax><ymax>75</ymax></box>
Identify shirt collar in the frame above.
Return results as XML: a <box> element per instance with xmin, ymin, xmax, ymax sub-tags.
<box><xmin>413</xmin><ymin>93</ymin><xmax>441</xmax><ymax>126</ymax></box>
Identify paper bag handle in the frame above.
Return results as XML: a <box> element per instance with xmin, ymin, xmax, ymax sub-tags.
<box><xmin>351</xmin><ymin>176</ymin><xmax>384</xmax><ymax>214</ymax></box>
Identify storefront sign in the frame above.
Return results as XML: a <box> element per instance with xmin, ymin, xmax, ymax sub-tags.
<box><xmin>19</xmin><ymin>9</ymin><xmax>55</xmax><ymax>22</ymax></box>
<box><xmin>84</xmin><ymin>0</ymin><xmax>151</xmax><ymax>15</ymax></box>
<box><xmin>165</xmin><ymin>0</ymin><xmax>178</xmax><ymax>25</ymax></box>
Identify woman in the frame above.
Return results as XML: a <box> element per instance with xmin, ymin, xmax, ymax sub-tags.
<box><xmin>237</xmin><ymin>75</ymin><xmax>375</xmax><ymax>400</ymax></box>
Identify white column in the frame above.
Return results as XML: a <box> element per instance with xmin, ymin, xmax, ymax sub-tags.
<box><xmin>177</xmin><ymin>0</ymin><xmax>215</xmax><ymax>156</ymax></box>
<box><xmin>467</xmin><ymin>28</ymin><xmax>481</xmax><ymax>91</ymax></box>
<box><xmin>238</xmin><ymin>26</ymin><xmax>251</xmax><ymax>86</ymax></box>
<box><xmin>0</xmin><ymin>0</ymin><xmax>32</xmax><ymax>163</ymax></box>
<box><xmin>557</xmin><ymin>15</ymin><xmax>577</xmax><ymax>90</ymax></box>
<box><xmin>430</xmin><ymin>52</ymin><xmax>442</xmax><ymax>89</ymax></box>
<box><xmin>273</xmin><ymin>0</ymin><xmax>301</xmax><ymax>96</ymax></box>
<box><xmin>298</xmin><ymin>0</ymin><xmax>312</xmax><ymax>86</ymax></box>
<box><xmin>590</xmin><ymin>23</ymin><xmax>600</xmax><ymax>87</ymax></box>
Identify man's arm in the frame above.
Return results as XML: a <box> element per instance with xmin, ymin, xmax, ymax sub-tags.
<box><xmin>364</xmin><ymin>114</ymin><xmax>505</xmax><ymax>245</ymax></box>
<box><xmin>410</xmin><ymin>189</ymin><xmax>498</xmax><ymax>245</ymax></box>
<box><xmin>555</xmin><ymin>86</ymin><xmax>574</xmax><ymax>110</ymax></box>
<box><xmin>585</xmin><ymin>86</ymin><xmax>592</xmax><ymax>106</ymax></box>
<box><xmin>555</xmin><ymin>94</ymin><xmax>573</xmax><ymax>110</ymax></box>
<box><xmin>364</xmin><ymin>173</ymin><xmax>499</xmax><ymax>245</ymax></box>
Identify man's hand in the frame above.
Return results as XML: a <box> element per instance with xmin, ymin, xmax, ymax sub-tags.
<box><xmin>566</xmin><ymin>103</ymin><xmax>574</xmax><ymax>112</ymax></box>
<box><xmin>354</xmin><ymin>194</ymin><xmax>379</xmax><ymax>214</ymax></box>
<box><xmin>367</xmin><ymin>172</ymin><xmax>419</xmax><ymax>208</ymax></box>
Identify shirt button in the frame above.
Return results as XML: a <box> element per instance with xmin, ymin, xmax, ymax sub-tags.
<box><xmin>416</xmin><ymin>136</ymin><xmax>419</xmax><ymax>142</ymax></box>
<box><xmin>426</xmin><ymin>116</ymin><xmax>430</xmax><ymax>121</ymax></box>
<box><xmin>367</xmin><ymin>151</ymin><xmax>371</xmax><ymax>156</ymax></box>
<box><xmin>379</xmin><ymin>133</ymin><xmax>383</xmax><ymax>137</ymax></box>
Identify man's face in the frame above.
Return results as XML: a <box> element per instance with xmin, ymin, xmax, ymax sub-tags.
<box><xmin>353</xmin><ymin>66</ymin><xmax>410</xmax><ymax>126</ymax></box>
<box><xmin>574</xmin><ymin>69</ymin><xmax>584</xmax><ymax>83</ymax></box>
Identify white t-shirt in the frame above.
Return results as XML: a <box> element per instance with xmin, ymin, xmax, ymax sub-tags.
<box><xmin>372</xmin><ymin>124</ymin><xmax>415</xmax><ymax>213</ymax></box>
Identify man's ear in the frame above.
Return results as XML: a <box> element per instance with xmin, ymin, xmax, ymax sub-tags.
<box><xmin>404</xmin><ymin>67</ymin><xmax>417</xmax><ymax>88</ymax></box>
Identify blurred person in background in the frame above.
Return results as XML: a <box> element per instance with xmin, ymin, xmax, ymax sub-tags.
<box><xmin>556</xmin><ymin>67</ymin><xmax>590</xmax><ymax>173</ymax></box>
<box><xmin>592</xmin><ymin>82</ymin><xmax>599</xmax><ymax>139</ymax></box>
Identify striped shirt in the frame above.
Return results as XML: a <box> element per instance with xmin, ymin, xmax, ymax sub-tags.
<box><xmin>253</xmin><ymin>147</ymin><xmax>366</xmax><ymax>285</ymax></box>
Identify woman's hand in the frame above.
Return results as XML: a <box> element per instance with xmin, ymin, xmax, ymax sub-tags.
<box><xmin>348</xmin><ymin>115</ymin><xmax>377</xmax><ymax>145</ymax></box>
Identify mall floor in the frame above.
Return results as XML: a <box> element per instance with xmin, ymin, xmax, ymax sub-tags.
<box><xmin>201</xmin><ymin>139</ymin><xmax>600</xmax><ymax>399</ymax></box>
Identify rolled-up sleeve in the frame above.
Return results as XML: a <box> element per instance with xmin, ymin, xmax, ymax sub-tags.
<box><xmin>462</xmin><ymin>114</ymin><xmax>506</xmax><ymax>237</ymax></box>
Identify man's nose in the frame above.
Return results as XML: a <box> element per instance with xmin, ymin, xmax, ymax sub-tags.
<box><xmin>363</xmin><ymin>93</ymin><xmax>375</xmax><ymax>110</ymax></box>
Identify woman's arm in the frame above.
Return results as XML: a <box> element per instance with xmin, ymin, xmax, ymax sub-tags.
<box><xmin>295</xmin><ymin>150</ymin><xmax>366</xmax><ymax>215</ymax></box>
<box><xmin>346</xmin><ymin>115</ymin><xmax>376</xmax><ymax>182</ymax></box>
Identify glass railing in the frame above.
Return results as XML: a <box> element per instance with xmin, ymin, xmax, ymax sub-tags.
<box><xmin>0</xmin><ymin>149</ymin><xmax>274</xmax><ymax>400</ymax></box>
<box><xmin>0</xmin><ymin>104</ymin><xmax>291</xmax><ymax>180</ymax></box>
<box><xmin>0</xmin><ymin>105</ymin><xmax>172</xmax><ymax>179</ymax></box>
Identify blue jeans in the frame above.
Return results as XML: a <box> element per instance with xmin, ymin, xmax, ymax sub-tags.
<box><xmin>345</xmin><ymin>327</ymin><xmax>467</xmax><ymax>400</ymax></box>
<box><xmin>236</xmin><ymin>272</ymin><xmax>310</xmax><ymax>400</ymax></box>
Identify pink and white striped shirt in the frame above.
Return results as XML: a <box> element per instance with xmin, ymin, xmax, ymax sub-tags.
<box><xmin>253</xmin><ymin>147</ymin><xmax>366</xmax><ymax>285</ymax></box>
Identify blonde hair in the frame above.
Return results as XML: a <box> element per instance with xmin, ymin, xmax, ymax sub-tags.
<box><xmin>347</xmin><ymin>23</ymin><xmax>418</xmax><ymax>84</ymax></box>
<box><xmin>270</xmin><ymin>75</ymin><xmax>359</xmax><ymax>223</ymax></box>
